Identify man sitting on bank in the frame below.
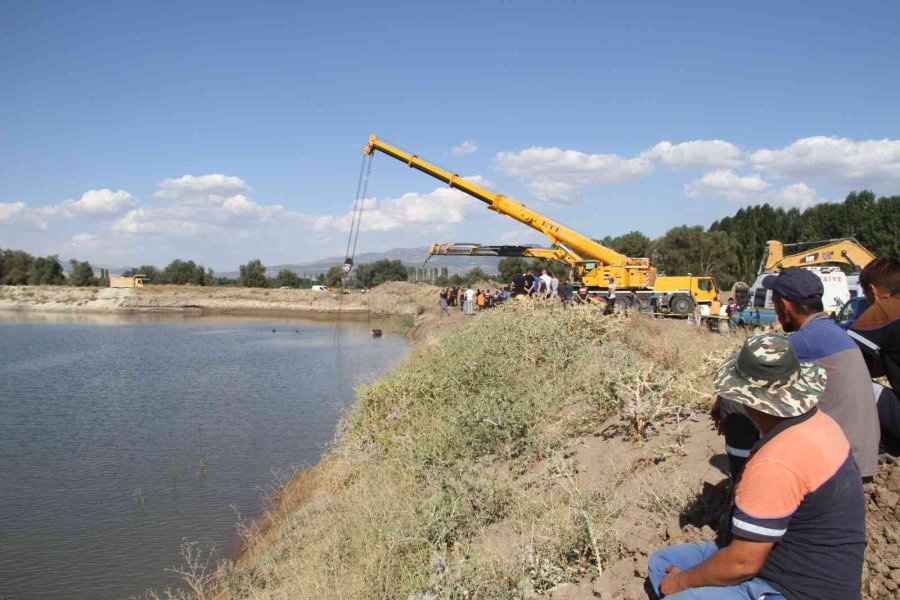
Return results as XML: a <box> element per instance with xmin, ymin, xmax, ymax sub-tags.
<box><xmin>648</xmin><ymin>333</ymin><xmax>866</xmax><ymax>600</ymax></box>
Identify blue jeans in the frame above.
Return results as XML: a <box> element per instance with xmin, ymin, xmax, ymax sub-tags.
<box><xmin>648</xmin><ymin>541</ymin><xmax>783</xmax><ymax>599</ymax></box>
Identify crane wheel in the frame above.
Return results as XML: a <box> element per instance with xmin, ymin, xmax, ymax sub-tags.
<box><xmin>669</xmin><ymin>295</ymin><xmax>695</xmax><ymax>315</ymax></box>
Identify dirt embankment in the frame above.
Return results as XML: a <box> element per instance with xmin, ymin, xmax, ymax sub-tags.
<box><xmin>189</xmin><ymin>302</ymin><xmax>899</xmax><ymax>600</ymax></box>
<box><xmin>0</xmin><ymin>282</ymin><xmax>464</xmax><ymax>342</ymax></box>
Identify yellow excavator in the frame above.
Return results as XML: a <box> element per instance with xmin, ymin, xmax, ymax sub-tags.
<box><xmin>759</xmin><ymin>238</ymin><xmax>876</xmax><ymax>273</ymax></box>
<box><xmin>363</xmin><ymin>135</ymin><xmax>717</xmax><ymax>314</ymax></box>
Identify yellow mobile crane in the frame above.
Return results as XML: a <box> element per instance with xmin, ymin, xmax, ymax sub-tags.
<box><xmin>759</xmin><ymin>238</ymin><xmax>876</xmax><ymax>273</ymax></box>
<box><xmin>364</xmin><ymin>135</ymin><xmax>716</xmax><ymax>314</ymax></box>
<box><xmin>364</xmin><ymin>135</ymin><xmax>654</xmax><ymax>287</ymax></box>
<box><xmin>427</xmin><ymin>241</ymin><xmax>718</xmax><ymax>314</ymax></box>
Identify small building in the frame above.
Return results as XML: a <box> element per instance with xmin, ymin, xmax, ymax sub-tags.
<box><xmin>109</xmin><ymin>274</ymin><xmax>147</xmax><ymax>288</ymax></box>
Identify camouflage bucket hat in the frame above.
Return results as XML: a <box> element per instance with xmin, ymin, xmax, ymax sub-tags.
<box><xmin>714</xmin><ymin>333</ymin><xmax>826</xmax><ymax>418</ymax></box>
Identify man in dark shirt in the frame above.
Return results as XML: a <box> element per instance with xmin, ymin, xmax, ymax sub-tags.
<box><xmin>848</xmin><ymin>256</ymin><xmax>900</xmax><ymax>455</ymax></box>
<box><xmin>512</xmin><ymin>272</ymin><xmax>527</xmax><ymax>297</ymax></box>
<box><xmin>649</xmin><ymin>333</ymin><xmax>866</xmax><ymax>600</ymax></box>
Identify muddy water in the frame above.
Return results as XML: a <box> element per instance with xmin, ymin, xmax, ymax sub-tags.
<box><xmin>0</xmin><ymin>312</ymin><xmax>409</xmax><ymax>599</ymax></box>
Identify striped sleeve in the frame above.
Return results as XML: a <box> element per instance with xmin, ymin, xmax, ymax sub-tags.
<box><xmin>733</xmin><ymin>458</ymin><xmax>804</xmax><ymax>542</ymax></box>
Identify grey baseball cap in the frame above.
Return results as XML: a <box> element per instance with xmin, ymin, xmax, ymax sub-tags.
<box><xmin>761</xmin><ymin>267</ymin><xmax>824</xmax><ymax>305</ymax></box>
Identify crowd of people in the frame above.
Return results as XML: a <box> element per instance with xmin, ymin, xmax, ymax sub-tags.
<box><xmin>650</xmin><ymin>257</ymin><xmax>900</xmax><ymax>599</ymax></box>
<box><xmin>438</xmin><ymin>285</ymin><xmax>514</xmax><ymax>317</ymax></box>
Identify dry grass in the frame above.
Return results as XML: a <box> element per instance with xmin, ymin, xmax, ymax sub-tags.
<box><xmin>150</xmin><ymin>299</ymin><xmax>738</xmax><ymax>599</ymax></box>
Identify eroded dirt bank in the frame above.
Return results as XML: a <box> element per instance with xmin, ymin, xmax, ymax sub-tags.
<box><xmin>0</xmin><ymin>282</ymin><xmax>466</xmax><ymax>343</ymax></box>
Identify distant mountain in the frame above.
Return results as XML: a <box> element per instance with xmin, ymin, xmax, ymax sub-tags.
<box><xmin>222</xmin><ymin>247</ymin><xmax>502</xmax><ymax>278</ymax></box>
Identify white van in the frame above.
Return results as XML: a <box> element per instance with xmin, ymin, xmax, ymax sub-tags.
<box><xmin>743</xmin><ymin>266</ymin><xmax>849</xmax><ymax>318</ymax></box>
<box><xmin>311</xmin><ymin>285</ymin><xmax>328</xmax><ymax>292</ymax></box>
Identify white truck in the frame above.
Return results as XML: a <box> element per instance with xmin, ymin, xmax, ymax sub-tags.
<box><xmin>737</xmin><ymin>266</ymin><xmax>850</xmax><ymax>326</ymax></box>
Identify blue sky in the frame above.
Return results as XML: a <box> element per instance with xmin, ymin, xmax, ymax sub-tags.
<box><xmin>2</xmin><ymin>0</ymin><xmax>898</xmax><ymax>271</ymax></box>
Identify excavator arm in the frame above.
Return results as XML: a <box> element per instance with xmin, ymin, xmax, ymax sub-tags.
<box><xmin>365</xmin><ymin>135</ymin><xmax>644</xmax><ymax>270</ymax></box>
<box><xmin>761</xmin><ymin>238</ymin><xmax>876</xmax><ymax>273</ymax></box>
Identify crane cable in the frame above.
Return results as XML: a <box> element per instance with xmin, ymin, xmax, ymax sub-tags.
<box><xmin>334</xmin><ymin>153</ymin><xmax>374</xmax><ymax>342</ymax></box>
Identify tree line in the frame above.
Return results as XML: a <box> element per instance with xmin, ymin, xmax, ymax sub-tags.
<box><xmin>2</xmin><ymin>190</ymin><xmax>896</xmax><ymax>291</ymax></box>
<box><xmin>598</xmin><ymin>189</ymin><xmax>897</xmax><ymax>290</ymax></box>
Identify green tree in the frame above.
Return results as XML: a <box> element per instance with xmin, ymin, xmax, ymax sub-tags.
<box><xmin>599</xmin><ymin>231</ymin><xmax>653</xmax><ymax>258</ymax></box>
<box><xmin>498</xmin><ymin>257</ymin><xmax>529</xmax><ymax>283</ymax></box>
<box><xmin>653</xmin><ymin>226</ymin><xmax>738</xmax><ymax>287</ymax></box>
<box><xmin>353</xmin><ymin>259</ymin><xmax>409</xmax><ymax>288</ymax></box>
<box><xmin>28</xmin><ymin>255</ymin><xmax>65</xmax><ymax>285</ymax></box>
<box><xmin>275</xmin><ymin>269</ymin><xmax>303</xmax><ymax>288</ymax></box>
<box><xmin>69</xmin><ymin>259</ymin><xmax>97</xmax><ymax>286</ymax></box>
<box><xmin>324</xmin><ymin>266</ymin><xmax>344</xmax><ymax>287</ymax></box>
<box><xmin>163</xmin><ymin>259</ymin><xmax>206</xmax><ymax>285</ymax></box>
<box><xmin>463</xmin><ymin>267</ymin><xmax>491</xmax><ymax>286</ymax></box>
<box><xmin>0</xmin><ymin>249</ymin><xmax>34</xmax><ymax>285</ymax></box>
<box><xmin>239</xmin><ymin>259</ymin><xmax>269</xmax><ymax>288</ymax></box>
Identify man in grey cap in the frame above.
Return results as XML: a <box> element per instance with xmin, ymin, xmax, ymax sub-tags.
<box><xmin>713</xmin><ymin>266</ymin><xmax>879</xmax><ymax>479</ymax></box>
<box><xmin>650</xmin><ymin>333</ymin><xmax>866</xmax><ymax>600</ymax></box>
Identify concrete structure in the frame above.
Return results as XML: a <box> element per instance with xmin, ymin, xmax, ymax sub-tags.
<box><xmin>109</xmin><ymin>275</ymin><xmax>147</xmax><ymax>288</ymax></box>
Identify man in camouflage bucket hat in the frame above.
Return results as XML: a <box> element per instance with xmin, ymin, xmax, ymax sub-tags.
<box><xmin>648</xmin><ymin>333</ymin><xmax>866</xmax><ymax>600</ymax></box>
<box><xmin>713</xmin><ymin>333</ymin><xmax>825</xmax><ymax>417</ymax></box>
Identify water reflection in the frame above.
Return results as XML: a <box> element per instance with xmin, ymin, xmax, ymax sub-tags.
<box><xmin>0</xmin><ymin>312</ymin><xmax>409</xmax><ymax>599</ymax></box>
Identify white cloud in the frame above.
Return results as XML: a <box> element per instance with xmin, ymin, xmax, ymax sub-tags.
<box><xmin>684</xmin><ymin>170</ymin><xmax>830</xmax><ymax>209</ymax></box>
<box><xmin>776</xmin><ymin>182</ymin><xmax>828</xmax><ymax>209</ymax></box>
<box><xmin>154</xmin><ymin>174</ymin><xmax>251</xmax><ymax>200</ymax></box>
<box><xmin>495</xmin><ymin>139</ymin><xmax>743</xmax><ymax>204</ymax></box>
<box><xmin>68</xmin><ymin>189</ymin><xmax>138</xmax><ymax>215</ymax></box>
<box><xmin>452</xmin><ymin>140</ymin><xmax>478</xmax><ymax>155</ymax></box>
<box><xmin>642</xmin><ymin>140</ymin><xmax>742</xmax><ymax>169</ymax></box>
<box><xmin>113</xmin><ymin>207</ymin><xmax>227</xmax><ymax>236</ymax></box>
<box><xmin>329</xmin><ymin>183</ymin><xmax>488</xmax><ymax>233</ymax></box>
<box><xmin>499</xmin><ymin>228</ymin><xmax>544</xmax><ymax>246</ymax></box>
<box><xmin>71</xmin><ymin>233</ymin><xmax>101</xmax><ymax>248</ymax></box>
<box><xmin>684</xmin><ymin>169</ymin><xmax>772</xmax><ymax>203</ymax></box>
<box><xmin>0</xmin><ymin>201</ymin><xmax>48</xmax><ymax>228</ymax></box>
<box><xmin>495</xmin><ymin>146</ymin><xmax>653</xmax><ymax>204</ymax></box>
<box><xmin>0</xmin><ymin>201</ymin><xmax>28</xmax><ymax>222</ymax></box>
<box><xmin>751</xmin><ymin>136</ymin><xmax>900</xmax><ymax>185</ymax></box>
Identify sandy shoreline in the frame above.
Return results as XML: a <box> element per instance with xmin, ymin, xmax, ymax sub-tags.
<box><xmin>0</xmin><ymin>282</ymin><xmax>472</xmax><ymax>347</ymax></box>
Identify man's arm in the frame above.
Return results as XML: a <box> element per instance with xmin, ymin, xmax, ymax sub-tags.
<box><xmin>660</xmin><ymin>538</ymin><xmax>774</xmax><ymax>596</ymax></box>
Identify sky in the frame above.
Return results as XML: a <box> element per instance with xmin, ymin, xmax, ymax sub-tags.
<box><xmin>1</xmin><ymin>0</ymin><xmax>899</xmax><ymax>272</ymax></box>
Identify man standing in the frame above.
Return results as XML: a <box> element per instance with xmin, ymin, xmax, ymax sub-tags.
<box><xmin>563</xmin><ymin>279</ymin><xmax>574</xmax><ymax>305</ymax></box>
<box><xmin>464</xmin><ymin>285</ymin><xmax>476</xmax><ymax>316</ymax></box>
<box><xmin>650</xmin><ymin>333</ymin><xmax>866</xmax><ymax>600</ymax></box>
<box><xmin>540</xmin><ymin>269</ymin><xmax>553</xmax><ymax>298</ymax></box>
<box><xmin>606</xmin><ymin>278</ymin><xmax>617</xmax><ymax>314</ymax></box>
<box><xmin>550</xmin><ymin>272</ymin><xmax>559</xmax><ymax>299</ymax></box>
<box><xmin>512</xmin><ymin>272</ymin><xmax>527</xmax><ymax>297</ymax></box>
<box><xmin>714</xmin><ymin>267</ymin><xmax>879</xmax><ymax>480</ymax></box>
<box><xmin>848</xmin><ymin>256</ymin><xmax>900</xmax><ymax>455</ymax></box>
<box><xmin>438</xmin><ymin>292</ymin><xmax>449</xmax><ymax>318</ymax></box>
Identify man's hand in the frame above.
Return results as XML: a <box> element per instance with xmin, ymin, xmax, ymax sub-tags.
<box><xmin>710</xmin><ymin>396</ymin><xmax>724</xmax><ymax>434</ymax></box>
<box><xmin>660</xmin><ymin>565</ymin><xmax>687</xmax><ymax>596</ymax></box>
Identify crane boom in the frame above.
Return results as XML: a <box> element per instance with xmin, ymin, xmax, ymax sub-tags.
<box><xmin>364</xmin><ymin>135</ymin><xmax>648</xmax><ymax>276</ymax></box>
<box><xmin>427</xmin><ymin>242</ymin><xmax>570</xmax><ymax>262</ymax></box>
